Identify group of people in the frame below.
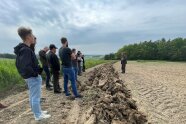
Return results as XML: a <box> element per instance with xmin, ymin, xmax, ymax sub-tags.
<box><xmin>38</xmin><ymin>40</ymin><xmax>85</xmax><ymax>94</ymax></box>
<box><xmin>14</xmin><ymin>26</ymin><xmax>84</xmax><ymax>121</ymax></box>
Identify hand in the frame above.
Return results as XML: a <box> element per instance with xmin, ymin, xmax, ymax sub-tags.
<box><xmin>38</xmin><ymin>66</ymin><xmax>43</xmax><ymax>75</ymax></box>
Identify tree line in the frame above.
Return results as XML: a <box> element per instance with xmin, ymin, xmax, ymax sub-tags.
<box><xmin>104</xmin><ymin>38</ymin><xmax>186</xmax><ymax>61</ymax></box>
<box><xmin>0</xmin><ymin>53</ymin><xmax>16</xmax><ymax>59</ymax></box>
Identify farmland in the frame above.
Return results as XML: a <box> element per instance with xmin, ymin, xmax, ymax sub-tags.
<box><xmin>114</xmin><ymin>61</ymin><xmax>186</xmax><ymax>124</ymax></box>
<box><xmin>0</xmin><ymin>58</ymin><xmax>113</xmax><ymax>92</ymax></box>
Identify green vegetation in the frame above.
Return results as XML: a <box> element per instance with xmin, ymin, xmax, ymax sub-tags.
<box><xmin>0</xmin><ymin>59</ymin><xmax>24</xmax><ymax>91</ymax></box>
<box><xmin>0</xmin><ymin>58</ymin><xmax>112</xmax><ymax>91</ymax></box>
<box><xmin>85</xmin><ymin>59</ymin><xmax>115</xmax><ymax>69</ymax></box>
<box><xmin>105</xmin><ymin>37</ymin><xmax>186</xmax><ymax>61</ymax></box>
<box><xmin>104</xmin><ymin>53</ymin><xmax>116</xmax><ymax>60</ymax></box>
<box><xmin>116</xmin><ymin>38</ymin><xmax>186</xmax><ymax>61</ymax></box>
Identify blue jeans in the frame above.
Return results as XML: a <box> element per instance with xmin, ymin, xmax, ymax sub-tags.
<box><xmin>62</xmin><ymin>67</ymin><xmax>79</xmax><ymax>97</ymax></box>
<box><xmin>43</xmin><ymin>65</ymin><xmax>50</xmax><ymax>87</ymax></box>
<box><xmin>73</xmin><ymin>67</ymin><xmax>78</xmax><ymax>81</ymax></box>
<box><xmin>25</xmin><ymin>75</ymin><xmax>42</xmax><ymax>118</ymax></box>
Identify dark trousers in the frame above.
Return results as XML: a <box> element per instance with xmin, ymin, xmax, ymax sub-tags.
<box><xmin>62</xmin><ymin>67</ymin><xmax>79</xmax><ymax>97</ymax></box>
<box><xmin>52</xmin><ymin>71</ymin><xmax>60</xmax><ymax>91</ymax></box>
<box><xmin>43</xmin><ymin>65</ymin><xmax>50</xmax><ymax>87</ymax></box>
<box><xmin>82</xmin><ymin>64</ymin><xmax>85</xmax><ymax>72</ymax></box>
<box><xmin>121</xmin><ymin>64</ymin><xmax>126</xmax><ymax>73</ymax></box>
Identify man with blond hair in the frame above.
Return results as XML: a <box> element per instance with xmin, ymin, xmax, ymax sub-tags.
<box><xmin>14</xmin><ymin>27</ymin><xmax>51</xmax><ymax>121</ymax></box>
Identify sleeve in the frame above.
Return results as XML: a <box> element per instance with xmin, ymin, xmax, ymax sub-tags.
<box><xmin>51</xmin><ymin>54</ymin><xmax>60</xmax><ymax>71</ymax></box>
<box><xmin>68</xmin><ymin>48</ymin><xmax>72</xmax><ymax>55</ymax></box>
<box><xmin>39</xmin><ymin>51</ymin><xmax>47</xmax><ymax>60</ymax></box>
<box><xmin>20</xmin><ymin>49</ymin><xmax>38</xmax><ymax>77</ymax></box>
<box><xmin>58</xmin><ymin>48</ymin><xmax>62</xmax><ymax>59</ymax></box>
<box><xmin>54</xmin><ymin>55</ymin><xmax>60</xmax><ymax>71</ymax></box>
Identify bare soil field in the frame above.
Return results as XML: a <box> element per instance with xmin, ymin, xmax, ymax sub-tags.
<box><xmin>0</xmin><ymin>63</ymin><xmax>147</xmax><ymax>124</ymax></box>
<box><xmin>114</xmin><ymin>61</ymin><xmax>186</xmax><ymax>124</ymax></box>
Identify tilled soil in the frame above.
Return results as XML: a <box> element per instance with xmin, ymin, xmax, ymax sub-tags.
<box><xmin>114</xmin><ymin>61</ymin><xmax>186</xmax><ymax>124</ymax></box>
<box><xmin>0</xmin><ymin>63</ymin><xmax>147</xmax><ymax>124</ymax></box>
<box><xmin>78</xmin><ymin>64</ymin><xmax>147</xmax><ymax>124</ymax></box>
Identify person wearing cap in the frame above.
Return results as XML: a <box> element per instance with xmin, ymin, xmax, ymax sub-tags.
<box><xmin>39</xmin><ymin>47</ymin><xmax>53</xmax><ymax>91</ymax></box>
<box><xmin>48</xmin><ymin>44</ymin><xmax>61</xmax><ymax>94</ymax></box>
<box><xmin>59</xmin><ymin>37</ymin><xmax>82</xmax><ymax>98</ymax></box>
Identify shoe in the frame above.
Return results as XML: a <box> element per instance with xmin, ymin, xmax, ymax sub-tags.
<box><xmin>54</xmin><ymin>90</ymin><xmax>61</xmax><ymax>94</ymax></box>
<box><xmin>75</xmin><ymin>94</ymin><xmax>83</xmax><ymax>99</ymax></box>
<box><xmin>58</xmin><ymin>86</ymin><xmax>62</xmax><ymax>90</ymax></box>
<box><xmin>0</xmin><ymin>103</ymin><xmax>7</xmax><ymax>109</ymax></box>
<box><xmin>35</xmin><ymin>113</ymin><xmax>51</xmax><ymax>121</ymax></box>
<box><xmin>66</xmin><ymin>93</ymin><xmax>71</xmax><ymax>96</ymax></box>
<box><xmin>76</xmin><ymin>80</ymin><xmax>81</xmax><ymax>83</ymax></box>
<box><xmin>40</xmin><ymin>98</ymin><xmax>46</xmax><ymax>103</ymax></box>
<box><xmin>49</xmin><ymin>84</ymin><xmax>53</xmax><ymax>87</ymax></box>
<box><xmin>42</xmin><ymin>111</ymin><xmax>48</xmax><ymax>114</ymax></box>
<box><xmin>66</xmin><ymin>96</ymin><xmax>75</xmax><ymax>100</ymax></box>
<box><xmin>46</xmin><ymin>87</ymin><xmax>53</xmax><ymax>91</ymax></box>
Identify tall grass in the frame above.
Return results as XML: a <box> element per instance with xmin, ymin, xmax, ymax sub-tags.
<box><xmin>0</xmin><ymin>58</ymin><xmax>114</xmax><ymax>91</ymax></box>
<box><xmin>0</xmin><ymin>59</ymin><xmax>23</xmax><ymax>91</ymax></box>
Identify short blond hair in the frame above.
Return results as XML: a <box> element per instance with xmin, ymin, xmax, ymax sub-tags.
<box><xmin>17</xmin><ymin>27</ymin><xmax>32</xmax><ymax>41</ymax></box>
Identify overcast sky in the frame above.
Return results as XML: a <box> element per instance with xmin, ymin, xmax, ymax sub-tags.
<box><xmin>0</xmin><ymin>0</ymin><xmax>186</xmax><ymax>55</ymax></box>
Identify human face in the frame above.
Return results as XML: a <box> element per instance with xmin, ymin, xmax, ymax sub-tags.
<box><xmin>26</xmin><ymin>34</ymin><xmax>35</xmax><ymax>44</ymax></box>
<box><xmin>52</xmin><ymin>48</ymin><xmax>56</xmax><ymax>53</ymax></box>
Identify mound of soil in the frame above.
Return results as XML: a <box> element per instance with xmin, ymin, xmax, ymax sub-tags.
<box><xmin>78</xmin><ymin>64</ymin><xmax>147</xmax><ymax>124</ymax></box>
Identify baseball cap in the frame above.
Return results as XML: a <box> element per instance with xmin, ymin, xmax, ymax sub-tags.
<box><xmin>49</xmin><ymin>44</ymin><xmax>58</xmax><ymax>50</ymax></box>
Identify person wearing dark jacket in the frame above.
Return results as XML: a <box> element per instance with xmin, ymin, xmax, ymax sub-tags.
<box><xmin>121</xmin><ymin>52</ymin><xmax>127</xmax><ymax>73</ymax></box>
<box><xmin>14</xmin><ymin>27</ymin><xmax>51</xmax><ymax>121</ymax></box>
<box><xmin>39</xmin><ymin>47</ymin><xmax>53</xmax><ymax>90</ymax></box>
<box><xmin>48</xmin><ymin>44</ymin><xmax>61</xmax><ymax>94</ymax></box>
<box><xmin>60</xmin><ymin>37</ymin><xmax>82</xmax><ymax>98</ymax></box>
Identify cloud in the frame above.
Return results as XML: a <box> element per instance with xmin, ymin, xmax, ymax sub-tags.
<box><xmin>0</xmin><ymin>0</ymin><xmax>186</xmax><ymax>54</ymax></box>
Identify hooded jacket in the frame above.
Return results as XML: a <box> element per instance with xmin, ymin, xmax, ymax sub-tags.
<box><xmin>14</xmin><ymin>43</ymin><xmax>39</xmax><ymax>79</ymax></box>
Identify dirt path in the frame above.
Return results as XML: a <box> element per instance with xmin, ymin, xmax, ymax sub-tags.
<box><xmin>0</xmin><ymin>64</ymin><xmax>106</xmax><ymax>124</ymax></box>
<box><xmin>114</xmin><ymin>61</ymin><xmax>186</xmax><ymax>124</ymax></box>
